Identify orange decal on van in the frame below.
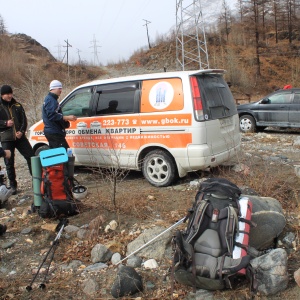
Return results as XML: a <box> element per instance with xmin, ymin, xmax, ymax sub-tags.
<box><xmin>141</xmin><ymin>78</ymin><xmax>184</xmax><ymax>113</ymax></box>
<box><xmin>34</xmin><ymin>122</ymin><xmax>44</xmax><ymax>131</ymax></box>
<box><xmin>139</xmin><ymin>114</ymin><xmax>191</xmax><ymax>126</ymax></box>
<box><xmin>65</xmin><ymin>114</ymin><xmax>191</xmax><ymax>129</ymax></box>
<box><xmin>31</xmin><ymin>135</ymin><xmax>47</xmax><ymax>142</ymax></box>
<box><xmin>30</xmin><ymin>114</ymin><xmax>192</xmax><ymax>149</ymax></box>
<box><xmin>66</xmin><ymin>132</ymin><xmax>192</xmax><ymax>150</ymax></box>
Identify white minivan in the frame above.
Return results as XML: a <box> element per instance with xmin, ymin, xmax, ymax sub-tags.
<box><xmin>28</xmin><ymin>69</ymin><xmax>240</xmax><ymax>187</ymax></box>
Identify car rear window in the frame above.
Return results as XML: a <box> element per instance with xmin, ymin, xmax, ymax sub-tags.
<box><xmin>294</xmin><ymin>92</ymin><xmax>300</xmax><ymax>104</ymax></box>
<box><xmin>196</xmin><ymin>74</ymin><xmax>237</xmax><ymax>120</ymax></box>
<box><xmin>267</xmin><ymin>92</ymin><xmax>291</xmax><ymax>104</ymax></box>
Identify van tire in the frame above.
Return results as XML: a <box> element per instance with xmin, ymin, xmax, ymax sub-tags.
<box><xmin>35</xmin><ymin>145</ymin><xmax>50</xmax><ymax>156</ymax></box>
<box><xmin>142</xmin><ymin>150</ymin><xmax>177</xmax><ymax>187</ymax></box>
<box><xmin>239</xmin><ymin>115</ymin><xmax>256</xmax><ymax>133</ymax></box>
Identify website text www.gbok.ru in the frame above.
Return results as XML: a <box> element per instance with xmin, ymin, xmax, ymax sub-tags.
<box><xmin>141</xmin><ymin>117</ymin><xmax>189</xmax><ymax>125</ymax></box>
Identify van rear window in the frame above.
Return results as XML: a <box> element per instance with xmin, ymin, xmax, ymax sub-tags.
<box><xmin>196</xmin><ymin>74</ymin><xmax>237</xmax><ymax>120</ymax></box>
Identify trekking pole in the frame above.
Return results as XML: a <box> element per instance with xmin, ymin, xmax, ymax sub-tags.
<box><xmin>26</xmin><ymin>218</ymin><xmax>69</xmax><ymax>291</ymax></box>
<box><xmin>116</xmin><ymin>217</ymin><xmax>186</xmax><ymax>265</ymax></box>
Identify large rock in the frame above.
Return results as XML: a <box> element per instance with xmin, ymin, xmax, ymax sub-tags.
<box><xmin>91</xmin><ymin>243</ymin><xmax>113</xmax><ymax>263</ymax></box>
<box><xmin>126</xmin><ymin>226</ymin><xmax>172</xmax><ymax>260</ymax></box>
<box><xmin>245</xmin><ymin>196</ymin><xmax>286</xmax><ymax>250</ymax></box>
<box><xmin>250</xmin><ymin>248</ymin><xmax>289</xmax><ymax>295</ymax></box>
<box><xmin>111</xmin><ymin>265</ymin><xmax>143</xmax><ymax>298</ymax></box>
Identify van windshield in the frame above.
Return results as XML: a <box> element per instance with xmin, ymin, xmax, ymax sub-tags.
<box><xmin>197</xmin><ymin>74</ymin><xmax>237</xmax><ymax>120</ymax></box>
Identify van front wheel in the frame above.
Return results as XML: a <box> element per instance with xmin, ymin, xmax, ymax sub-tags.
<box><xmin>35</xmin><ymin>145</ymin><xmax>50</xmax><ymax>156</ymax></box>
<box><xmin>142</xmin><ymin>150</ymin><xmax>177</xmax><ymax>187</ymax></box>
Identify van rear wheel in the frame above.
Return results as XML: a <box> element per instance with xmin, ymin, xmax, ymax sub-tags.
<box><xmin>142</xmin><ymin>150</ymin><xmax>177</xmax><ymax>187</ymax></box>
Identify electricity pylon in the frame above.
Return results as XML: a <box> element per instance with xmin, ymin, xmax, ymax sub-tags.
<box><xmin>90</xmin><ymin>34</ymin><xmax>101</xmax><ymax>66</ymax></box>
<box><xmin>176</xmin><ymin>0</ymin><xmax>209</xmax><ymax>70</ymax></box>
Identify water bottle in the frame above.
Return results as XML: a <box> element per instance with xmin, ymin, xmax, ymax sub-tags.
<box><xmin>67</xmin><ymin>148</ymin><xmax>73</xmax><ymax>157</ymax></box>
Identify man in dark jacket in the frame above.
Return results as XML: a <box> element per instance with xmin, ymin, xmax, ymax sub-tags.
<box><xmin>42</xmin><ymin>80</ymin><xmax>77</xmax><ymax>149</ymax></box>
<box><xmin>0</xmin><ymin>85</ymin><xmax>34</xmax><ymax>195</ymax></box>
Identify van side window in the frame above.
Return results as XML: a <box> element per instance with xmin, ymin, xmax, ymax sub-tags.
<box><xmin>93</xmin><ymin>82</ymin><xmax>139</xmax><ymax>115</ymax></box>
<box><xmin>62</xmin><ymin>88</ymin><xmax>93</xmax><ymax>117</ymax></box>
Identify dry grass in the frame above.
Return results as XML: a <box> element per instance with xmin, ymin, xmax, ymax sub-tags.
<box><xmin>212</xmin><ymin>151</ymin><xmax>299</xmax><ymax>213</ymax></box>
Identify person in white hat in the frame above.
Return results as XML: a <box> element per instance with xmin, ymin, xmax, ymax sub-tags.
<box><xmin>42</xmin><ymin>80</ymin><xmax>77</xmax><ymax>149</ymax></box>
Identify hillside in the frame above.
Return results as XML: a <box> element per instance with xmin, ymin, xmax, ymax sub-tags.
<box><xmin>0</xmin><ymin>33</ymin><xmax>106</xmax><ymax>125</ymax></box>
<box><xmin>0</xmin><ymin>33</ymin><xmax>105</xmax><ymax>95</ymax></box>
<box><xmin>124</xmin><ymin>28</ymin><xmax>300</xmax><ymax>102</ymax></box>
<box><xmin>1</xmin><ymin>28</ymin><xmax>300</xmax><ymax>107</ymax></box>
<box><xmin>1</xmin><ymin>30</ymin><xmax>300</xmax><ymax>300</ymax></box>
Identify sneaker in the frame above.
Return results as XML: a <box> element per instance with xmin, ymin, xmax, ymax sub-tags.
<box><xmin>0</xmin><ymin>224</ymin><xmax>7</xmax><ymax>236</ymax></box>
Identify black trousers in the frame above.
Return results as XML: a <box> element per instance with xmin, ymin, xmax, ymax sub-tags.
<box><xmin>45</xmin><ymin>133</ymin><xmax>69</xmax><ymax>150</ymax></box>
<box><xmin>1</xmin><ymin>136</ymin><xmax>35</xmax><ymax>184</ymax></box>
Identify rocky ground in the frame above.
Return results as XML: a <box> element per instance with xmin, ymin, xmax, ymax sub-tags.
<box><xmin>0</xmin><ymin>128</ymin><xmax>300</xmax><ymax>300</ymax></box>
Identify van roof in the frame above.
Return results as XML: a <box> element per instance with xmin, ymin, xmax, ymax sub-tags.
<box><xmin>77</xmin><ymin>69</ymin><xmax>225</xmax><ymax>89</ymax></box>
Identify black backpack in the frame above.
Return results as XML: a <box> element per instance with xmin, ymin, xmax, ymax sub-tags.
<box><xmin>172</xmin><ymin>178</ymin><xmax>256</xmax><ymax>291</ymax></box>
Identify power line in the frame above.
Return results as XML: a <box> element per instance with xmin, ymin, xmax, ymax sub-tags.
<box><xmin>89</xmin><ymin>34</ymin><xmax>101</xmax><ymax>65</ymax></box>
<box><xmin>54</xmin><ymin>42</ymin><xmax>62</xmax><ymax>61</ymax></box>
<box><xmin>62</xmin><ymin>39</ymin><xmax>72</xmax><ymax>65</ymax></box>
<box><xmin>62</xmin><ymin>39</ymin><xmax>72</xmax><ymax>79</ymax></box>
<box><xmin>76</xmin><ymin>48</ymin><xmax>82</xmax><ymax>64</ymax></box>
<box><xmin>175</xmin><ymin>0</ymin><xmax>209</xmax><ymax>70</ymax></box>
<box><xmin>143</xmin><ymin>19</ymin><xmax>152</xmax><ymax>49</ymax></box>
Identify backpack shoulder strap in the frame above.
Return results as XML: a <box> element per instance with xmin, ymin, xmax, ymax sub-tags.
<box><xmin>43</xmin><ymin>167</ymin><xmax>53</xmax><ymax>199</ymax></box>
<box><xmin>62</xmin><ymin>163</ymin><xmax>73</xmax><ymax>200</ymax></box>
<box><xmin>225</xmin><ymin>205</ymin><xmax>239</xmax><ymax>255</ymax></box>
<box><xmin>186</xmin><ymin>200</ymin><xmax>209</xmax><ymax>243</ymax></box>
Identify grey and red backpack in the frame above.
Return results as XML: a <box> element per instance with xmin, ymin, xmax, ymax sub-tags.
<box><xmin>172</xmin><ymin>178</ymin><xmax>257</xmax><ymax>291</ymax></box>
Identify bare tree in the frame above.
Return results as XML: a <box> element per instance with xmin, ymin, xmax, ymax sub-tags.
<box><xmin>18</xmin><ymin>65</ymin><xmax>49</xmax><ymax>126</ymax></box>
<box><xmin>236</xmin><ymin>0</ymin><xmax>246</xmax><ymax>22</ymax></box>
<box><xmin>220</xmin><ymin>0</ymin><xmax>232</xmax><ymax>41</ymax></box>
<box><xmin>0</xmin><ymin>14</ymin><xmax>7</xmax><ymax>34</ymax></box>
<box><xmin>240</xmin><ymin>0</ymin><xmax>262</xmax><ymax>77</ymax></box>
<box><xmin>285</xmin><ymin>0</ymin><xmax>299</xmax><ymax>43</ymax></box>
<box><xmin>271</xmin><ymin>0</ymin><xmax>280</xmax><ymax>43</ymax></box>
<box><xmin>88</xmin><ymin>137</ymin><xmax>131</xmax><ymax>216</ymax></box>
<box><xmin>253</xmin><ymin>0</ymin><xmax>261</xmax><ymax>77</ymax></box>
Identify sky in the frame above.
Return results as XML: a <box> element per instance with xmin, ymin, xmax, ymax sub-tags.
<box><xmin>0</xmin><ymin>0</ymin><xmax>235</xmax><ymax>66</ymax></box>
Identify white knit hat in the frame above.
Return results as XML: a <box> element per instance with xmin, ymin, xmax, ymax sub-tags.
<box><xmin>49</xmin><ymin>80</ymin><xmax>63</xmax><ymax>90</ymax></box>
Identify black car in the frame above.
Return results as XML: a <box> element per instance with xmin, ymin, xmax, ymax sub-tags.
<box><xmin>237</xmin><ymin>88</ymin><xmax>300</xmax><ymax>133</ymax></box>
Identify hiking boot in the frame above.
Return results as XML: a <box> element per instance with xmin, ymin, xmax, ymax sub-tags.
<box><xmin>0</xmin><ymin>224</ymin><xmax>7</xmax><ymax>236</ymax></box>
<box><xmin>10</xmin><ymin>181</ymin><xmax>17</xmax><ymax>195</ymax></box>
